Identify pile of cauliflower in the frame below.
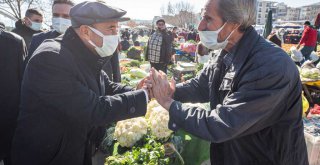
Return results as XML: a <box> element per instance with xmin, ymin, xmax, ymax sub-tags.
<box><xmin>114</xmin><ymin>117</ymin><xmax>148</xmax><ymax>147</ymax></box>
<box><xmin>114</xmin><ymin>100</ymin><xmax>173</xmax><ymax>147</ymax></box>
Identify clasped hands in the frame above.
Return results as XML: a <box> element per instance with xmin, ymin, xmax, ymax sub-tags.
<box><xmin>137</xmin><ymin>68</ymin><xmax>175</xmax><ymax>110</ymax></box>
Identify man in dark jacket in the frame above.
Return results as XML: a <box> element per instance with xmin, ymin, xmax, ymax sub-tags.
<box><xmin>145</xmin><ymin>19</ymin><xmax>173</xmax><ymax>73</ymax></box>
<box><xmin>11</xmin><ymin>8</ymin><xmax>43</xmax><ymax>48</ymax></box>
<box><xmin>0</xmin><ymin>26</ymin><xmax>27</xmax><ymax>165</ymax></box>
<box><xmin>11</xmin><ymin>2</ymin><xmax>150</xmax><ymax>165</ymax></box>
<box><xmin>149</xmin><ymin>0</ymin><xmax>308</xmax><ymax>165</ymax></box>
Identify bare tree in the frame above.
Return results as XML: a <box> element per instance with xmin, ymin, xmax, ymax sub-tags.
<box><xmin>161</xmin><ymin>1</ymin><xmax>196</xmax><ymax>28</ymax></box>
<box><xmin>0</xmin><ymin>0</ymin><xmax>53</xmax><ymax>20</ymax></box>
<box><xmin>160</xmin><ymin>4</ymin><xmax>165</xmax><ymax>16</ymax></box>
<box><xmin>167</xmin><ymin>2</ymin><xmax>175</xmax><ymax>16</ymax></box>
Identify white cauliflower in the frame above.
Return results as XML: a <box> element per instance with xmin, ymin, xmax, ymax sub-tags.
<box><xmin>114</xmin><ymin>117</ymin><xmax>148</xmax><ymax>147</ymax></box>
<box><xmin>148</xmin><ymin>106</ymin><xmax>173</xmax><ymax>139</ymax></box>
<box><xmin>146</xmin><ymin>100</ymin><xmax>160</xmax><ymax>119</ymax></box>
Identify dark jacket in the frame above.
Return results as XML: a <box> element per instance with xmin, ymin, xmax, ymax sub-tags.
<box><xmin>187</xmin><ymin>31</ymin><xmax>197</xmax><ymax>41</ymax></box>
<box><xmin>28</xmin><ymin>30</ymin><xmax>61</xmax><ymax>57</ymax></box>
<box><xmin>27</xmin><ymin>30</ymin><xmax>121</xmax><ymax>82</ymax></box>
<box><xmin>168</xmin><ymin>27</ymin><xmax>308</xmax><ymax>165</ymax></box>
<box><xmin>0</xmin><ymin>29</ymin><xmax>26</xmax><ymax>159</ymax></box>
<box><xmin>145</xmin><ymin>30</ymin><xmax>173</xmax><ymax>64</ymax></box>
<box><xmin>11</xmin><ymin>19</ymin><xmax>42</xmax><ymax>48</ymax></box>
<box><xmin>11</xmin><ymin>28</ymin><xmax>147</xmax><ymax>165</ymax></box>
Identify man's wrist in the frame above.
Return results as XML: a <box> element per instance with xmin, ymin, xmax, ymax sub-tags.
<box><xmin>162</xmin><ymin>98</ymin><xmax>174</xmax><ymax>110</ymax></box>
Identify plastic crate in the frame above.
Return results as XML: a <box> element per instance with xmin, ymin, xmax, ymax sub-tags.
<box><xmin>305</xmin><ymin>132</ymin><xmax>320</xmax><ymax>165</ymax></box>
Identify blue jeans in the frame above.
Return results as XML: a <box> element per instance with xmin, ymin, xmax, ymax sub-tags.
<box><xmin>301</xmin><ymin>46</ymin><xmax>315</xmax><ymax>62</ymax></box>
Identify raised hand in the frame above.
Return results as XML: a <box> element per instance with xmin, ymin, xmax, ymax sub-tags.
<box><xmin>136</xmin><ymin>76</ymin><xmax>154</xmax><ymax>99</ymax></box>
<box><xmin>150</xmin><ymin>68</ymin><xmax>175</xmax><ymax>110</ymax></box>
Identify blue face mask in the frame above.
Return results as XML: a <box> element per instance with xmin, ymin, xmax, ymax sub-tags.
<box><xmin>199</xmin><ymin>23</ymin><xmax>239</xmax><ymax>50</ymax></box>
<box><xmin>27</xmin><ymin>17</ymin><xmax>42</xmax><ymax>31</ymax></box>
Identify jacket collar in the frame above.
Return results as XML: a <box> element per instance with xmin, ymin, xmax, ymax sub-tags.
<box><xmin>227</xmin><ymin>26</ymin><xmax>261</xmax><ymax>74</ymax></box>
<box><xmin>61</xmin><ymin>27</ymin><xmax>108</xmax><ymax>75</ymax></box>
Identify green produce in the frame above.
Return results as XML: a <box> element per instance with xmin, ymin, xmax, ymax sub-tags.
<box><xmin>129</xmin><ymin>68</ymin><xmax>148</xmax><ymax>79</ymax></box>
<box><xmin>127</xmin><ymin>46</ymin><xmax>142</xmax><ymax>60</ymax></box>
<box><xmin>105</xmin><ymin>135</ymin><xmax>170</xmax><ymax>165</ymax></box>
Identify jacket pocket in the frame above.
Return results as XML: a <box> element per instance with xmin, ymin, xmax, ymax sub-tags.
<box><xmin>219</xmin><ymin>72</ymin><xmax>234</xmax><ymax>91</ymax></box>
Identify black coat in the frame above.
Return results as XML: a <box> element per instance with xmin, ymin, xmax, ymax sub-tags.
<box><xmin>11</xmin><ymin>28</ymin><xmax>147</xmax><ymax>165</ymax></box>
<box><xmin>27</xmin><ymin>30</ymin><xmax>121</xmax><ymax>82</ymax></box>
<box><xmin>169</xmin><ymin>27</ymin><xmax>308</xmax><ymax>165</ymax></box>
<box><xmin>11</xmin><ymin>19</ymin><xmax>42</xmax><ymax>48</ymax></box>
<box><xmin>0</xmin><ymin>29</ymin><xmax>26</xmax><ymax>159</ymax></box>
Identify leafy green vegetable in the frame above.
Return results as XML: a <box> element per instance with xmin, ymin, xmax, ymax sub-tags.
<box><xmin>126</xmin><ymin>60</ymin><xmax>141</xmax><ymax>67</ymax></box>
<box><xmin>105</xmin><ymin>135</ymin><xmax>170</xmax><ymax>165</ymax></box>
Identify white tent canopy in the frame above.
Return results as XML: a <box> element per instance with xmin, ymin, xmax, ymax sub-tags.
<box><xmin>166</xmin><ymin>24</ymin><xmax>175</xmax><ymax>28</ymax></box>
<box><xmin>135</xmin><ymin>25</ymin><xmax>148</xmax><ymax>29</ymax></box>
<box><xmin>120</xmin><ymin>25</ymin><xmax>131</xmax><ymax>29</ymax></box>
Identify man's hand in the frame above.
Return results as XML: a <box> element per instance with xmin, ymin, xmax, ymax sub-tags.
<box><xmin>137</xmin><ymin>77</ymin><xmax>154</xmax><ymax>99</ymax></box>
<box><xmin>150</xmin><ymin>68</ymin><xmax>176</xmax><ymax>110</ymax></box>
<box><xmin>297</xmin><ymin>44</ymin><xmax>301</xmax><ymax>50</ymax></box>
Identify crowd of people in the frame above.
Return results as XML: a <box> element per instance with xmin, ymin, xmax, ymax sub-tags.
<box><xmin>0</xmin><ymin>0</ymin><xmax>314</xmax><ymax>165</ymax></box>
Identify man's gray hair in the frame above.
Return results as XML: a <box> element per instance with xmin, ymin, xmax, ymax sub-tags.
<box><xmin>217</xmin><ymin>0</ymin><xmax>257</xmax><ymax>31</ymax></box>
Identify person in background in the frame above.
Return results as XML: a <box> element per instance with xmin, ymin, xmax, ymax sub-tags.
<box><xmin>267</xmin><ymin>31</ymin><xmax>282</xmax><ymax>47</ymax></box>
<box><xmin>171</xmin><ymin>27</ymin><xmax>178</xmax><ymax>40</ymax></box>
<box><xmin>11</xmin><ymin>1</ymin><xmax>151</xmax><ymax>165</ymax></box>
<box><xmin>178</xmin><ymin>29</ymin><xmax>188</xmax><ymax>41</ymax></box>
<box><xmin>0</xmin><ymin>23</ymin><xmax>27</xmax><ymax>165</ymax></box>
<box><xmin>12</xmin><ymin>8</ymin><xmax>43</xmax><ymax>48</ymax></box>
<box><xmin>28</xmin><ymin>0</ymin><xmax>75</xmax><ymax>57</ymax></box>
<box><xmin>145</xmin><ymin>19</ymin><xmax>173</xmax><ymax>73</ymax></box>
<box><xmin>297</xmin><ymin>21</ymin><xmax>318</xmax><ymax>61</ymax></box>
<box><xmin>187</xmin><ymin>29</ymin><xmax>197</xmax><ymax>41</ymax></box>
<box><xmin>149</xmin><ymin>0</ymin><xmax>308</xmax><ymax>164</ymax></box>
<box><xmin>121</xmin><ymin>28</ymin><xmax>130</xmax><ymax>40</ymax></box>
<box><xmin>132</xmin><ymin>30</ymin><xmax>138</xmax><ymax>42</ymax></box>
<box><xmin>139</xmin><ymin>29</ymin><xmax>144</xmax><ymax>37</ymax></box>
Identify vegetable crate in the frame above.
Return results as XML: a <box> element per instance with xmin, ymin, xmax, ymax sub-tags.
<box><xmin>305</xmin><ymin>132</ymin><xmax>320</xmax><ymax>165</ymax></box>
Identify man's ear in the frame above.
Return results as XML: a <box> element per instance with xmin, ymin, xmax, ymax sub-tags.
<box><xmin>23</xmin><ymin>17</ymin><xmax>31</xmax><ymax>26</ymax></box>
<box><xmin>79</xmin><ymin>25</ymin><xmax>91</xmax><ymax>40</ymax></box>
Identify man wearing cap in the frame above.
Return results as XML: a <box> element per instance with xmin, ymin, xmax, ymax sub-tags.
<box><xmin>11</xmin><ymin>1</ymin><xmax>150</xmax><ymax>165</ymax></box>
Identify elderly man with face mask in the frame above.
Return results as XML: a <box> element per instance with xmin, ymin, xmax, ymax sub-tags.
<box><xmin>11</xmin><ymin>1</ymin><xmax>151</xmax><ymax>165</ymax></box>
<box><xmin>149</xmin><ymin>0</ymin><xmax>309</xmax><ymax>165</ymax></box>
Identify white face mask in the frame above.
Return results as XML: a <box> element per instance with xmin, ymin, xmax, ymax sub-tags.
<box><xmin>27</xmin><ymin>18</ymin><xmax>42</xmax><ymax>31</ymax></box>
<box><xmin>87</xmin><ymin>26</ymin><xmax>119</xmax><ymax>57</ymax></box>
<box><xmin>199</xmin><ymin>23</ymin><xmax>238</xmax><ymax>50</ymax></box>
<box><xmin>52</xmin><ymin>17</ymin><xmax>71</xmax><ymax>34</ymax></box>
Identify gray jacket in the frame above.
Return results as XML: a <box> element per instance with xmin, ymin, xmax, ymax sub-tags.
<box><xmin>169</xmin><ymin>27</ymin><xmax>308</xmax><ymax>165</ymax></box>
